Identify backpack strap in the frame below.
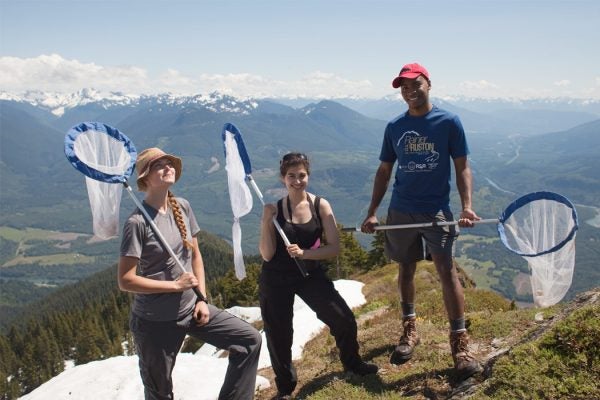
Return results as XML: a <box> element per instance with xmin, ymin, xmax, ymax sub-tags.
<box><xmin>306</xmin><ymin>194</ymin><xmax>322</xmax><ymax>230</ymax></box>
<box><xmin>313</xmin><ymin>195</ymin><xmax>322</xmax><ymax>226</ymax></box>
<box><xmin>277</xmin><ymin>198</ymin><xmax>284</xmax><ymax>222</ymax></box>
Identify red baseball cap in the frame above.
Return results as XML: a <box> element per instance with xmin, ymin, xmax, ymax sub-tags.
<box><xmin>392</xmin><ymin>63</ymin><xmax>430</xmax><ymax>88</ymax></box>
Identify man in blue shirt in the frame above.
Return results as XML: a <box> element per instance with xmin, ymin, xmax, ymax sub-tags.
<box><xmin>361</xmin><ymin>63</ymin><xmax>482</xmax><ymax>381</ymax></box>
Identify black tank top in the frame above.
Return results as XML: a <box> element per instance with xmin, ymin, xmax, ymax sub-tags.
<box><xmin>262</xmin><ymin>195</ymin><xmax>322</xmax><ymax>274</ymax></box>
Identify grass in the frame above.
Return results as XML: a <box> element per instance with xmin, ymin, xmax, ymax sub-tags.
<box><xmin>2</xmin><ymin>252</ymin><xmax>96</xmax><ymax>267</ymax></box>
<box><xmin>0</xmin><ymin>226</ymin><xmax>98</xmax><ymax>269</ymax></box>
<box><xmin>0</xmin><ymin>226</ymin><xmax>88</xmax><ymax>242</ymax></box>
<box><xmin>254</xmin><ymin>262</ymin><xmax>600</xmax><ymax>400</ymax></box>
<box><xmin>455</xmin><ymin>255</ymin><xmax>499</xmax><ymax>289</ymax></box>
<box><xmin>479</xmin><ymin>302</ymin><xmax>600</xmax><ymax>399</ymax></box>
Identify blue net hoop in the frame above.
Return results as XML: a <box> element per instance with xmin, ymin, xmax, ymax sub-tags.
<box><xmin>65</xmin><ymin>121</ymin><xmax>137</xmax><ymax>183</ymax></box>
<box><xmin>222</xmin><ymin>122</ymin><xmax>252</xmax><ymax>175</ymax></box>
<box><xmin>498</xmin><ymin>191</ymin><xmax>578</xmax><ymax>257</ymax></box>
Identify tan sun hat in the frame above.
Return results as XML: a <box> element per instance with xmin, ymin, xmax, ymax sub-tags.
<box><xmin>136</xmin><ymin>147</ymin><xmax>183</xmax><ymax>191</ymax></box>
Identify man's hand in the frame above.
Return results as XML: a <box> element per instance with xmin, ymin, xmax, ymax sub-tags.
<box><xmin>361</xmin><ymin>215</ymin><xmax>379</xmax><ymax>234</ymax></box>
<box><xmin>458</xmin><ymin>207</ymin><xmax>481</xmax><ymax>228</ymax></box>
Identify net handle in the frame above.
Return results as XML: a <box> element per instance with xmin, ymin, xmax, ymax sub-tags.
<box><xmin>123</xmin><ymin>183</ymin><xmax>207</xmax><ymax>302</ymax></box>
<box><xmin>341</xmin><ymin>218</ymin><xmax>499</xmax><ymax>232</ymax></box>
<box><xmin>343</xmin><ymin>191</ymin><xmax>578</xmax><ymax>258</ymax></box>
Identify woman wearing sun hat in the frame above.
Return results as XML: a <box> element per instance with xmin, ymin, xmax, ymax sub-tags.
<box><xmin>118</xmin><ymin>147</ymin><xmax>262</xmax><ymax>400</ymax></box>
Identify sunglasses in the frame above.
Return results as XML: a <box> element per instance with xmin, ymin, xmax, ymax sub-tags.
<box><xmin>150</xmin><ymin>159</ymin><xmax>174</xmax><ymax>171</ymax></box>
<box><xmin>281</xmin><ymin>153</ymin><xmax>308</xmax><ymax>163</ymax></box>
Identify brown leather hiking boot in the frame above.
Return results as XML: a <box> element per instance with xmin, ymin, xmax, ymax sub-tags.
<box><xmin>449</xmin><ymin>330</ymin><xmax>482</xmax><ymax>380</ymax></box>
<box><xmin>390</xmin><ymin>316</ymin><xmax>420</xmax><ymax>365</ymax></box>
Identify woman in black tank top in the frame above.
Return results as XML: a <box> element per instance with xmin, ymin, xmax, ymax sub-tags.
<box><xmin>258</xmin><ymin>152</ymin><xmax>378</xmax><ymax>399</ymax></box>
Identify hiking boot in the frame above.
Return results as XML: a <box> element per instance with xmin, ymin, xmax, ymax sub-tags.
<box><xmin>449</xmin><ymin>330</ymin><xmax>482</xmax><ymax>381</ymax></box>
<box><xmin>390</xmin><ymin>316</ymin><xmax>420</xmax><ymax>365</ymax></box>
<box><xmin>344</xmin><ymin>360</ymin><xmax>379</xmax><ymax>376</ymax></box>
<box><xmin>272</xmin><ymin>393</ymin><xmax>292</xmax><ymax>400</ymax></box>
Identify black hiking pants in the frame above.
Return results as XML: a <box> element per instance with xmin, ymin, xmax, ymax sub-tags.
<box><xmin>259</xmin><ymin>268</ymin><xmax>361</xmax><ymax>395</ymax></box>
<box><xmin>130</xmin><ymin>304</ymin><xmax>262</xmax><ymax>400</ymax></box>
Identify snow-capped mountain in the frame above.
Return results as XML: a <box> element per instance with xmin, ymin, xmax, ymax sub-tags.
<box><xmin>0</xmin><ymin>88</ymin><xmax>259</xmax><ymax>117</ymax></box>
<box><xmin>3</xmin><ymin>88</ymin><xmax>600</xmax><ymax>119</ymax></box>
<box><xmin>437</xmin><ymin>95</ymin><xmax>600</xmax><ymax>114</ymax></box>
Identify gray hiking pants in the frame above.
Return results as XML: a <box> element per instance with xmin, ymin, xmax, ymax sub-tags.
<box><xmin>130</xmin><ymin>304</ymin><xmax>262</xmax><ymax>400</ymax></box>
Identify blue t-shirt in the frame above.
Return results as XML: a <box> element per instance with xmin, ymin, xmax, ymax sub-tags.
<box><xmin>379</xmin><ymin>105</ymin><xmax>469</xmax><ymax>213</ymax></box>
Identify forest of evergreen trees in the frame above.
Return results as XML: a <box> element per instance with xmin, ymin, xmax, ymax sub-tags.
<box><xmin>0</xmin><ymin>266</ymin><xmax>131</xmax><ymax>398</ymax></box>
<box><xmin>0</xmin><ymin>227</ymin><xmax>380</xmax><ymax>399</ymax></box>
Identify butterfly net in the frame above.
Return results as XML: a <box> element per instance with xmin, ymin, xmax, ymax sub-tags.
<box><xmin>70</xmin><ymin>127</ymin><xmax>134</xmax><ymax>239</ymax></box>
<box><xmin>498</xmin><ymin>192</ymin><xmax>578</xmax><ymax>307</ymax></box>
<box><xmin>223</xmin><ymin>128</ymin><xmax>253</xmax><ymax>280</ymax></box>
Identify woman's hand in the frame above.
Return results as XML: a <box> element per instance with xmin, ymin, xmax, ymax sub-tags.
<box><xmin>286</xmin><ymin>243</ymin><xmax>305</xmax><ymax>259</ymax></box>
<box><xmin>193</xmin><ymin>300</ymin><xmax>210</xmax><ymax>326</ymax></box>
<box><xmin>175</xmin><ymin>272</ymin><xmax>199</xmax><ymax>291</ymax></box>
<box><xmin>262</xmin><ymin>203</ymin><xmax>277</xmax><ymax>223</ymax></box>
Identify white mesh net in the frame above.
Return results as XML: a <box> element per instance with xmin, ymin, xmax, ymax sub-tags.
<box><xmin>73</xmin><ymin>130</ymin><xmax>133</xmax><ymax>175</ymax></box>
<box><xmin>529</xmin><ymin>241</ymin><xmax>575</xmax><ymax>307</ymax></box>
<box><xmin>84</xmin><ymin>177</ymin><xmax>123</xmax><ymax>239</ymax></box>
<box><xmin>74</xmin><ymin>130</ymin><xmax>133</xmax><ymax>239</ymax></box>
<box><xmin>224</xmin><ymin>131</ymin><xmax>253</xmax><ymax>280</ymax></box>
<box><xmin>501</xmin><ymin>197</ymin><xmax>577</xmax><ymax>307</ymax></box>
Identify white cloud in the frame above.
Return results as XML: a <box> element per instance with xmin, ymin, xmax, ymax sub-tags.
<box><xmin>0</xmin><ymin>54</ymin><xmax>376</xmax><ymax>98</ymax></box>
<box><xmin>289</xmin><ymin>71</ymin><xmax>373</xmax><ymax>98</ymax></box>
<box><xmin>459</xmin><ymin>79</ymin><xmax>499</xmax><ymax>90</ymax></box>
<box><xmin>3</xmin><ymin>55</ymin><xmax>597</xmax><ymax>100</ymax></box>
<box><xmin>193</xmin><ymin>71</ymin><xmax>374</xmax><ymax>99</ymax></box>
<box><xmin>577</xmin><ymin>77</ymin><xmax>600</xmax><ymax>98</ymax></box>
<box><xmin>553</xmin><ymin>79</ymin><xmax>571</xmax><ymax>87</ymax></box>
<box><xmin>449</xmin><ymin>79</ymin><xmax>594</xmax><ymax>100</ymax></box>
<box><xmin>449</xmin><ymin>79</ymin><xmax>506</xmax><ymax>98</ymax></box>
<box><xmin>157</xmin><ymin>68</ymin><xmax>199</xmax><ymax>94</ymax></box>
<box><xmin>0</xmin><ymin>54</ymin><xmax>151</xmax><ymax>93</ymax></box>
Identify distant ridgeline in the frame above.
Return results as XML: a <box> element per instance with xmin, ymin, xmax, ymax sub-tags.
<box><xmin>0</xmin><ymin>94</ymin><xmax>599</xmax><ymax>320</ymax></box>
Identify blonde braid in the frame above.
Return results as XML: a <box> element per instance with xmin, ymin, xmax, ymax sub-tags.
<box><xmin>168</xmin><ymin>191</ymin><xmax>193</xmax><ymax>249</ymax></box>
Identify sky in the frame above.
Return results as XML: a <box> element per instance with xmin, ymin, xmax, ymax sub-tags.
<box><xmin>20</xmin><ymin>280</ymin><xmax>366</xmax><ymax>400</ymax></box>
<box><xmin>1</xmin><ymin>0</ymin><xmax>599</xmax><ymax>99</ymax></box>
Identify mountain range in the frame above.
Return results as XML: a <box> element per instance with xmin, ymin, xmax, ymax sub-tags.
<box><xmin>0</xmin><ymin>89</ymin><xmax>599</xmax><ymax>304</ymax></box>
